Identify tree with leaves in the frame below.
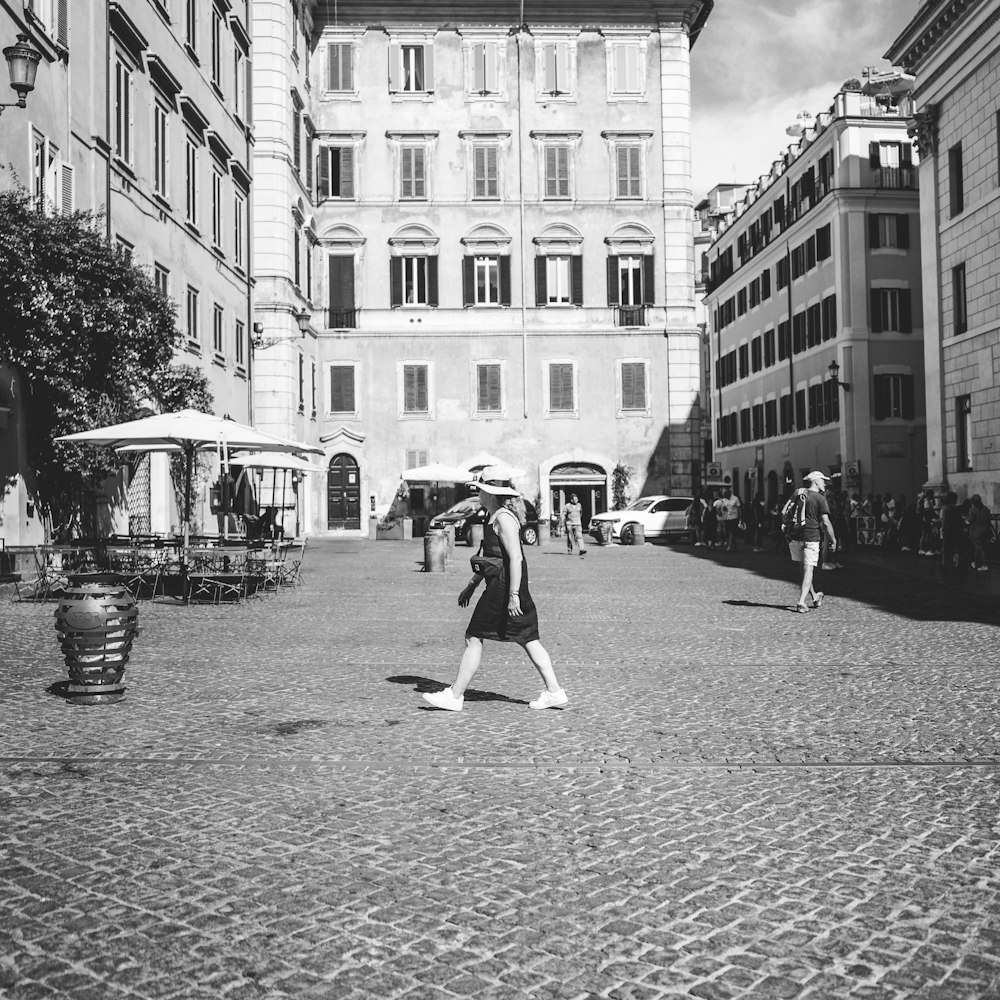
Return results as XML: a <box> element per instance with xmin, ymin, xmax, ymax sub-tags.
<box><xmin>0</xmin><ymin>188</ymin><xmax>211</xmax><ymax>534</ymax></box>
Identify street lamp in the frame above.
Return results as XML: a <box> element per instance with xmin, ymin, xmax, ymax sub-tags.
<box><xmin>828</xmin><ymin>359</ymin><xmax>850</xmax><ymax>391</ymax></box>
<box><xmin>295</xmin><ymin>309</ymin><xmax>311</xmax><ymax>336</ymax></box>
<box><xmin>0</xmin><ymin>34</ymin><xmax>42</xmax><ymax>115</ymax></box>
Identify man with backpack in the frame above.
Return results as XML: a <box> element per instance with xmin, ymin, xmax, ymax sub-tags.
<box><xmin>782</xmin><ymin>471</ymin><xmax>838</xmax><ymax>613</ymax></box>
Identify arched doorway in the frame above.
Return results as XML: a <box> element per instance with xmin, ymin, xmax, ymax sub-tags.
<box><xmin>327</xmin><ymin>454</ymin><xmax>361</xmax><ymax>530</ymax></box>
<box><xmin>549</xmin><ymin>463</ymin><xmax>607</xmax><ymax>531</ymax></box>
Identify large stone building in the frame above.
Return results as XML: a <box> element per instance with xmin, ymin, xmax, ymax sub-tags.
<box><xmin>703</xmin><ymin>81</ymin><xmax>925</xmax><ymax>506</ymax></box>
<box><xmin>252</xmin><ymin>0</ymin><xmax>713</xmax><ymax>536</ymax></box>
<box><xmin>887</xmin><ymin>1</ymin><xmax>1000</xmax><ymax>509</ymax></box>
<box><xmin>0</xmin><ymin>1</ymin><xmax>253</xmax><ymax>544</ymax></box>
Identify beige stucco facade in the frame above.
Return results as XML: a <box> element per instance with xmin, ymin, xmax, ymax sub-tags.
<box><xmin>0</xmin><ymin>1</ymin><xmax>254</xmax><ymax>544</ymax></box>
<box><xmin>887</xmin><ymin>1</ymin><xmax>1000</xmax><ymax>508</ymax></box>
<box><xmin>704</xmin><ymin>88</ymin><xmax>925</xmax><ymax>505</ymax></box>
<box><xmin>252</xmin><ymin>0</ymin><xmax>712</xmax><ymax>536</ymax></box>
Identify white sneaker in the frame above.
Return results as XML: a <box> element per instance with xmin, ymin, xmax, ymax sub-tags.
<box><xmin>422</xmin><ymin>687</ymin><xmax>464</xmax><ymax>712</ymax></box>
<box><xmin>529</xmin><ymin>688</ymin><xmax>568</xmax><ymax>710</ymax></box>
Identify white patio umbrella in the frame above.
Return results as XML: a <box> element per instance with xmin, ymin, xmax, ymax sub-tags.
<box><xmin>473</xmin><ymin>463</ymin><xmax>527</xmax><ymax>484</ymax></box>
<box><xmin>57</xmin><ymin>409</ymin><xmax>322</xmax><ymax>543</ymax></box>
<box><xmin>402</xmin><ymin>462</ymin><xmax>471</xmax><ymax>483</ymax></box>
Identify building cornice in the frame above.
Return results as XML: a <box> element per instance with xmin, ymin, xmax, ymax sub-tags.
<box><xmin>884</xmin><ymin>0</ymin><xmax>988</xmax><ymax>73</ymax></box>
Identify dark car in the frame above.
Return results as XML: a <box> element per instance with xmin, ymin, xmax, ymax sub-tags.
<box><xmin>429</xmin><ymin>497</ymin><xmax>541</xmax><ymax>546</ymax></box>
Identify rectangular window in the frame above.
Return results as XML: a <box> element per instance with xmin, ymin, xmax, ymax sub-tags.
<box><xmin>477</xmin><ymin>363</ymin><xmax>502</xmax><ymax>412</ymax></box>
<box><xmin>185</xmin><ymin>137</ymin><xmax>198</xmax><ymax>226</ymax></box>
<box><xmin>616</xmin><ymin>145</ymin><xmax>641</xmax><ymax>199</ymax></box>
<box><xmin>779</xmin><ymin>393</ymin><xmax>792</xmax><ymax>434</ymax></box>
<box><xmin>400</xmin><ymin>146</ymin><xmax>426</xmax><ymax>200</ymax></box>
<box><xmin>794</xmin><ymin>389</ymin><xmax>806</xmax><ymax>431</ymax></box>
<box><xmin>234</xmin><ymin>46</ymin><xmax>247</xmax><ymax>119</ymax></box>
<box><xmin>292</xmin><ymin>110</ymin><xmax>301</xmax><ymax>176</ymax></box>
<box><xmin>548</xmin><ymin>362</ymin><xmax>575</xmax><ymax>411</ymax></box>
<box><xmin>816</xmin><ymin>223</ymin><xmax>831</xmax><ymax>261</ymax></box>
<box><xmin>186</xmin><ymin>0</ymin><xmax>197</xmax><ymax>51</ymax></box>
<box><xmin>473</xmin><ymin>145</ymin><xmax>499</xmax><ymax>199</ymax></box>
<box><xmin>211</xmin><ymin>7</ymin><xmax>223</xmax><ymax>88</ymax></box>
<box><xmin>805</xmin><ymin>236</ymin><xmax>816</xmax><ymax>271</ymax></box>
<box><xmin>211</xmin><ymin>168</ymin><xmax>223</xmax><ymax>249</ymax></box>
<box><xmin>952</xmin><ymin>263</ymin><xmax>967</xmax><ymax>335</ymax></box>
<box><xmin>212</xmin><ymin>303</ymin><xmax>224</xmax><ymax>356</ymax></box>
<box><xmin>328</xmin><ymin>42</ymin><xmax>353</xmax><ymax>91</ymax></box>
<box><xmin>544</xmin><ymin>145</ymin><xmax>571</xmax><ymax>199</ymax></box>
<box><xmin>957</xmin><ymin>395</ymin><xmax>972</xmax><ymax>471</ymax></box>
<box><xmin>765</xmin><ymin>399</ymin><xmax>777</xmax><ymax>437</ymax></box>
<box><xmin>763</xmin><ymin>328</ymin><xmax>775</xmax><ymax>367</ymax></box>
<box><xmin>298</xmin><ymin>354</ymin><xmax>304</xmax><ymax>412</ymax></box>
<box><xmin>873</xmin><ymin>373</ymin><xmax>915</xmax><ymax>420</ymax></box>
<box><xmin>737</xmin><ymin>288</ymin><xmax>747</xmax><ymax>316</ymax></box>
<box><xmin>738</xmin><ymin>344</ymin><xmax>749</xmax><ymax>379</ymax></box>
<box><xmin>621</xmin><ymin>362</ymin><xmax>646</xmax><ymax>410</ymax></box>
<box><xmin>403</xmin><ymin>364</ymin><xmax>429</xmax><ymax>413</ymax></box>
<box><xmin>807</xmin><ymin>302</ymin><xmax>821</xmax><ymax>348</ymax></box>
<box><xmin>186</xmin><ymin>286</ymin><xmax>199</xmax><ymax>346</ymax></box>
<box><xmin>610</xmin><ymin>42</ymin><xmax>641</xmax><ymax>95</ymax></box>
<box><xmin>617</xmin><ymin>255</ymin><xmax>646</xmax><ymax>306</ymax></box>
<box><xmin>401</xmin><ymin>44</ymin><xmax>425</xmax><ymax>92</ymax></box>
<box><xmin>403</xmin><ymin>257</ymin><xmax>428</xmax><ymax>305</ymax></box>
<box><xmin>235</xmin><ymin>319</ymin><xmax>245</xmax><ymax>369</ymax></box>
<box><xmin>115</xmin><ymin>58</ymin><xmax>133</xmax><ymax>166</ymax></box>
<box><xmin>330</xmin><ymin>366</ymin><xmax>356</xmax><ymax>413</ymax></box>
<box><xmin>868</xmin><ymin>213</ymin><xmax>910</xmax><ymax>250</ymax></box>
<box><xmin>871</xmin><ymin>288</ymin><xmax>913</xmax><ymax>333</ymax></box>
<box><xmin>541</xmin><ymin>42</ymin><xmax>570</xmax><ymax>95</ymax></box>
<box><xmin>949</xmin><ymin>143</ymin><xmax>964</xmax><ymax>217</ymax></box>
<box><xmin>776</xmin><ymin>257</ymin><xmax>789</xmax><ymax>289</ymax></box>
<box><xmin>791</xmin><ymin>245</ymin><xmax>805</xmax><ymax>280</ymax></box>
<box><xmin>311</xmin><ymin>361</ymin><xmax>317</xmax><ymax>417</ymax></box>
<box><xmin>233</xmin><ymin>191</ymin><xmax>245</xmax><ymax>268</ymax></box>
<box><xmin>822</xmin><ymin>294</ymin><xmax>837</xmax><ymax>341</ymax></box>
<box><xmin>751</xmin><ymin>337</ymin><xmax>762</xmax><ymax>373</ymax></box>
<box><xmin>761</xmin><ymin>268</ymin><xmax>771</xmax><ymax>300</ymax></box>
<box><xmin>546</xmin><ymin>256</ymin><xmax>571</xmax><ymax>304</ymax></box>
<box><xmin>752</xmin><ymin>403</ymin><xmax>763</xmax><ymax>440</ymax></box>
<box><xmin>792</xmin><ymin>312</ymin><xmax>806</xmax><ymax>354</ymax></box>
<box><xmin>740</xmin><ymin>407</ymin><xmax>751</xmax><ymax>444</ymax></box>
<box><xmin>778</xmin><ymin>320</ymin><xmax>790</xmax><ymax>361</ymax></box>
<box><xmin>319</xmin><ymin>146</ymin><xmax>355</xmax><ymax>199</ymax></box>
<box><xmin>154</xmin><ymin>263</ymin><xmax>169</xmax><ymax>298</ymax></box>
<box><xmin>153</xmin><ymin>101</ymin><xmax>169</xmax><ymax>198</ymax></box>
<box><xmin>471</xmin><ymin>42</ymin><xmax>499</xmax><ymax>95</ymax></box>
<box><xmin>474</xmin><ymin>256</ymin><xmax>500</xmax><ymax>305</ymax></box>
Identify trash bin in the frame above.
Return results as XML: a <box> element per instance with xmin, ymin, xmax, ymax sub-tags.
<box><xmin>423</xmin><ymin>529</ymin><xmax>448</xmax><ymax>572</ymax></box>
<box><xmin>596</xmin><ymin>522</ymin><xmax>613</xmax><ymax>546</ymax></box>
<box><xmin>467</xmin><ymin>523</ymin><xmax>484</xmax><ymax>550</ymax></box>
<box><xmin>628</xmin><ymin>523</ymin><xmax>645</xmax><ymax>546</ymax></box>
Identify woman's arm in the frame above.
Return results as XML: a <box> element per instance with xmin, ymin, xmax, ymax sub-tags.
<box><xmin>496</xmin><ymin>511</ymin><xmax>524</xmax><ymax>615</ymax></box>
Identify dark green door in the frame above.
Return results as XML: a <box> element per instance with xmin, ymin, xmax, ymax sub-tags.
<box><xmin>327</xmin><ymin>454</ymin><xmax>361</xmax><ymax>529</ymax></box>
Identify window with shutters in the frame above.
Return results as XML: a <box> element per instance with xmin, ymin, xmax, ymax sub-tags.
<box><xmin>776</xmin><ymin>257</ymin><xmax>789</xmax><ymax>289</ymax></box>
<box><xmin>619</xmin><ymin>361</ymin><xmax>647</xmax><ymax>412</ymax></box>
<box><xmin>740</xmin><ymin>407</ymin><xmax>751</xmax><ymax>443</ymax></box>
<box><xmin>31</xmin><ymin>130</ymin><xmax>59</xmax><ymax>215</ymax></box>
<box><xmin>822</xmin><ymin>294</ymin><xmax>837</xmax><ymax>340</ymax></box>
<box><xmin>402</xmin><ymin>364</ymin><xmax>430</xmax><ymax>415</ymax></box>
<box><xmin>790</xmin><ymin>244</ymin><xmax>805</xmax><ymax>280</ymax></box>
<box><xmin>235</xmin><ymin>319</ymin><xmax>245</xmax><ymax>370</ymax></box>
<box><xmin>816</xmin><ymin>223</ymin><xmax>831</xmax><ymax>260</ymax></box>
<box><xmin>779</xmin><ymin>393</ymin><xmax>792</xmax><ymax>434</ymax></box>
<box><xmin>474</xmin><ymin>256</ymin><xmax>499</xmax><ymax>305</ymax></box>
<box><xmin>473</xmin><ymin>144</ymin><xmax>499</xmax><ymax>199</ymax></box>
<box><xmin>765</xmin><ymin>399</ymin><xmax>777</xmax><ymax>437</ymax></box>
<box><xmin>952</xmin><ymin>264</ymin><xmax>967</xmax><ymax>335</ymax></box>
<box><xmin>794</xmin><ymin>389</ymin><xmax>806</xmax><ymax>431</ymax></box>
<box><xmin>234</xmin><ymin>190</ymin><xmax>246</xmax><ymax>268</ymax></box>
<box><xmin>948</xmin><ymin>143</ymin><xmax>964</xmax><ymax>217</ymax></box>
<box><xmin>751</xmin><ymin>337</ymin><xmax>762</xmax><ymax>373</ymax></box>
<box><xmin>763</xmin><ymin>328</ymin><xmax>775</xmax><ymax>367</ymax></box>
<box><xmin>234</xmin><ymin>45</ymin><xmax>247</xmax><ymax>120</ymax></box>
<box><xmin>186</xmin><ymin>286</ymin><xmax>200</xmax><ymax>348</ymax></box>
<box><xmin>388</xmin><ymin>41</ymin><xmax>433</xmax><ymax>94</ymax></box>
<box><xmin>476</xmin><ymin>363</ymin><xmax>503</xmax><ymax>413</ymax></box>
<box><xmin>547</xmin><ymin>362</ymin><xmax>576</xmax><ymax>414</ymax></box>
<box><xmin>153</xmin><ymin>100</ymin><xmax>169</xmax><ymax>199</ymax></box>
<box><xmin>185</xmin><ymin>134</ymin><xmax>199</xmax><ymax>227</ymax></box>
<box><xmin>616</xmin><ymin>256</ymin><xmax>646</xmax><ymax>307</ymax></box>
<box><xmin>400</xmin><ymin>257</ymin><xmax>430</xmax><ymax>305</ymax></box>
<box><xmin>211</xmin><ymin>167</ymin><xmax>224</xmax><ymax>250</ymax></box>
<box><xmin>806</xmin><ymin>302</ymin><xmax>821</xmax><ymax>348</ymax></box>
<box><xmin>873</xmin><ymin>373</ymin><xmax>915</xmax><ymax>420</ymax></box>
<box><xmin>186</xmin><ymin>0</ymin><xmax>197</xmax><ymax>52</ymax></box>
<box><xmin>761</xmin><ymin>268</ymin><xmax>771</xmax><ymax>300</ymax></box>
<box><xmin>777</xmin><ymin>320</ymin><xmax>790</xmax><ymax>361</ymax></box>
<box><xmin>329</xmin><ymin>365</ymin><xmax>357</xmax><ymax>415</ymax></box>
<box><xmin>468</xmin><ymin>40</ymin><xmax>501</xmax><ymax>97</ymax></box>
<box><xmin>545</xmin><ymin>256</ymin><xmax>572</xmax><ymax>305</ymax></box>
<box><xmin>536</xmin><ymin>39</ymin><xmax>576</xmax><ymax>99</ymax></box>
<box><xmin>114</xmin><ymin>56</ymin><xmax>133</xmax><ymax>167</ymax></box>
<box><xmin>608</xmin><ymin>41</ymin><xmax>643</xmax><ymax>97</ymax></box>
<box><xmin>868</xmin><ymin>213</ymin><xmax>909</xmax><ymax>250</ymax></box>
<box><xmin>318</xmin><ymin>146</ymin><xmax>355</xmax><ymax>200</ymax></box>
<box><xmin>292</xmin><ymin>104</ymin><xmax>302</xmax><ymax>177</ymax></box>
<box><xmin>738</xmin><ymin>344</ymin><xmax>749</xmax><ymax>379</ymax></box>
<box><xmin>328</xmin><ymin>255</ymin><xmax>357</xmax><ymax>326</ymax></box>
<box><xmin>957</xmin><ymin>395</ymin><xmax>972</xmax><ymax>471</ymax></box>
<box><xmin>154</xmin><ymin>263</ymin><xmax>169</xmax><ymax>298</ymax></box>
<box><xmin>615</xmin><ymin>145</ymin><xmax>642</xmax><ymax>199</ymax></box>
<box><xmin>400</xmin><ymin>146</ymin><xmax>427</xmax><ymax>200</ymax></box>
<box><xmin>871</xmin><ymin>287</ymin><xmax>912</xmax><ymax>333</ymax></box>
<box><xmin>327</xmin><ymin>42</ymin><xmax>355</xmax><ymax>93</ymax></box>
<box><xmin>211</xmin><ymin>6</ymin><xmax>223</xmax><ymax>90</ymax></box>
<box><xmin>212</xmin><ymin>303</ymin><xmax>224</xmax><ymax>358</ymax></box>
<box><xmin>792</xmin><ymin>312</ymin><xmax>806</xmax><ymax>354</ymax></box>
<box><xmin>544</xmin><ymin>145</ymin><xmax>571</xmax><ymax>199</ymax></box>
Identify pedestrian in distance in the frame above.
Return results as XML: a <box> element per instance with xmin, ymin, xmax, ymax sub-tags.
<box><xmin>686</xmin><ymin>493</ymin><xmax>708</xmax><ymax>546</ymax></box>
<box><xmin>562</xmin><ymin>493</ymin><xmax>587</xmax><ymax>557</ymax></box>
<box><xmin>748</xmin><ymin>493</ymin><xmax>768</xmax><ymax>551</ymax></box>
<box><xmin>702</xmin><ymin>492</ymin><xmax>719</xmax><ymax>551</ymax></box>
<box><xmin>786</xmin><ymin>471</ymin><xmax>838</xmax><ymax>614</ymax></box>
<box><xmin>423</xmin><ymin>482</ymin><xmax>568</xmax><ymax>713</ymax></box>
<box><xmin>713</xmin><ymin>486</ymin><xmax>742</xmax><ymax>551</ymax></box>
<box><xmin>967</xmin><ymin>494</ymin><xmax>992</xmax><ymax>572</ymax></box>
<box><xmin>939</xmin><ymin>491</ymin><xmax>965</xmax><ymax>571</ymax></box>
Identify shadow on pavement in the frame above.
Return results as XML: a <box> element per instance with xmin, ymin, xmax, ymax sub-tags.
<box><xmin>724</xmin><ymin>599</ymin><xmax>798</xmax><ymax>612</ymax></box>
<box><xmin>387</xmin><ymin>674</ymin><xmax>529</xmax><ymax>705</ymax></box>
<box><xmin>658</xmin><ymin>540</ymin><xmax>1000</xmax><ymax>626</ymax></box>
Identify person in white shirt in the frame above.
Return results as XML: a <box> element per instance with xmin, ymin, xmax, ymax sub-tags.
<box><xmin>712</xmin><ymin>487</ymin><xmax>742</xmax><ymax>551</ymax></box>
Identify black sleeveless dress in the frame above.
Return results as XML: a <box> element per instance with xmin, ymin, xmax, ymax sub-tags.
<box><xmin>466</xmin><ymin>508</ymin><xmax>540</xmax><ymax>645</ymax></box>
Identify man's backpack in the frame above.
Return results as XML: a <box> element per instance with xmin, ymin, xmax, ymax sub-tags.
<box><xmin>781</xmin><ymin>489</ymin><xmax>809</xmax><ymax>539</ymax></box>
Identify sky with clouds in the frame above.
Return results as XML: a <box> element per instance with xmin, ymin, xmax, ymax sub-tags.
<box><xmin>690</xmin><ymin>0</ymin><xmax>920</xmax><ymax>201</ymax></box>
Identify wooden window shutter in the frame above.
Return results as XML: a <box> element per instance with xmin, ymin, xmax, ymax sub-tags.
<box><xmin>426</xmin><ymin>256</ymin><xmax>439</xmax><ymax>307</ymax></box>
<box><xmin>900</xmin><ymin>289</ymin><xmax>912</xmax><ymax>332</ymax></box>
<box><xmin>472</xmin><ymin>43</ymin><xmax>486</xmax><ymax>92</ymax></box>
<box><xmin>535</xmin><ymin>256</ymin><xmax>547</xmax><ymax>305</ymax></box>
<box><xmin>486</xmin><ymin>146</ymin><xmax>498</xmax><ymax>197</ymax></box>
<box><xmin>485</xmin><ymin>42</ymin><xmax>497</xmax><ymax>92</ymax></box>
<box><xmin>549</xmin><ymin>363</ymin><xmax>573</xmax><ymax>410</ymax></box>
<box><xmin>400</xmin><ymin>147</ymin><xmax>412</xmax><ymax>198</ymax></box>
<box><xmin>388</xmin><ymin>43</ymin><xmax>400</xmax><ymax>92</ymax></box>
<box><xmin>478</xmin><ymin>364</ymin><xmax>501</xmax><ymax>410</ymax></box>
<box><xmin>617</xmin><ymin>146</ymin><xmax>629</xmax><ymax>198</ymax></box>
<box><xmin>558</xmin><ymin>146</ymin><xmax>569</xmax><ymax>196</ymax></box>
<box><xmin>423</xmin><ymin>44</ymin><xmax>434</xmax><ymax>91</ymax></box>
<box><xmin>329</xmin><ymin>43</ymin><xmax>340</xmax><ymax>89</ymax></box>
<box><xmin>403</xmin><ymin>366</ymin><xmax>416</xmax><ymax>411</ymax></box>
<box><xmin>330</xmin><ymin>366</ymin><xmax>355</xmax><ymax>412</ymax></box>
<box><xmin>545</xmin><ymin>146</ymin><xmax>557</xmax><ymax>198</ymax></box>
<box><xmin>56</xmin><ymin>0</ymin><xmax>68</xmax><ymax>46</ymax></box>
<box><xmin>901</xmin><ymin>143</ymin><xmax>912</xmax><ymax>165</ymax></box>
<box><xmin>897</xmin><ymin>214</ymin><xmax>909</xmax><ymax>249</ymax></box>
<box><xmin>499</xmin><ymin>256</ymin><xmax>511</xmax><ymax>306</ymax></box>
<box><xmin>873</xmin><ymin>375</ymin><xmax>889</xmax><ymax>420</ymax></box>
<box><xmin>870</xmin><ymin>289</ymin><xmax>883</xmax><ymax>333</ymax></box>
<box><xmin>340</xmin><ymin>147</ymin><xmax>354</xmax><ymax>199</ymax></box>
<box><xmin>570</xmin><ymin>255</ymin><xmax>583</xmax><ymax>306</ymax></box>
<box><xmin>606</xmin><ymin>256</ymin><xmax>620</xmax><ymax>305</ymax></box>
<box><xmin>462</xmin><ymin>256</ymin><xmax>475</xmax><ymax>306</ymax></box>
<box><xmin>390</xmin><ymin>257</ymin><xmax>403</xmax><ymax>307</ymax></box>
<box><xmin>329</xmin><ymin>256</ymin><xmax>354</xmax><ymax>311</ymax></box>
<box><xmin>544</xmin><ymin>43</ymin><xmax>557</xmax><ymax>91</ymax></box>
<box><xmin>413</xmin><ymin>147</ymin><xmax>425</xmax><ymax>198</ymax></box>
<box><xmin>869</xmin><ymin>141</ymin><xmax>880</xmax><ymax>168</ymax></box>
<box><xmin>622</xmin><ymin>362</ymin><xmax>645</xmax><ymax>409</ymax></box>
<box><xmin>60</xmin><ymin>164</ymin><xmax>73</xmax><ymax>215</ymax></box>
<box><xmin>642</xmin><ymin>255</ymin><xmax>654</xmax><ymax>305</ymax></box>
<box><xmin>901</xmin><ymin>375</ymin><xmax>915</xmax><ymax>419</ymax></box>
<box><xmin>317</xmin><ymin>147</ymin><xmax>330</xmax><ymax>198</ymax></box>
<box><xmin>868</xmin><ymin>214</ymin><xmax>880</xmax><ymax>249</ymax></box>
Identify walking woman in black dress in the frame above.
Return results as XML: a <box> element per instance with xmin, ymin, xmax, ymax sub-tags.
<box><xmin>423</xmin><ymin>482</ymin><xmax>567</xmax><ymax>712</ymax></box>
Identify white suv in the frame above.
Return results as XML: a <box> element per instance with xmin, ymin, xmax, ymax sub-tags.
<box><xmin>589</xmin><ymin>496</ymin><xmax>694</xmax><ymax>544</ymax></box>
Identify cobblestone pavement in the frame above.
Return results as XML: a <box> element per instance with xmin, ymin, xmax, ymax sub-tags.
<box><xmin>2</xmin><ymin>538</ymin><xmax>999</xmax><ymax>1000</ymax></box>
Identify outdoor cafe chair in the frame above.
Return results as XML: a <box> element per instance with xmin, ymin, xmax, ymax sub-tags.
<box><xmin>278</xmin><ymin>538</ymin><xmax>307</xmax><ymax>587</ymax></box>
<box><xmin>23</xmin><ymin>546</ymin><xmax>67</xmax><ymax>601</ymax></box>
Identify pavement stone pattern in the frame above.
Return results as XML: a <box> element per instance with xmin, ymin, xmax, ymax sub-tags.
<box><xmin>1</xmin><ymin>537</ymin><xmax>999</xmax><ymax>999</ymax></box>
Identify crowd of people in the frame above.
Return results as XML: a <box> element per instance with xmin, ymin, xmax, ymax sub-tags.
<box><xmin>684</xmin><ymin>486</ymin><xmax>997</xmax><ymax>571</ymax></box>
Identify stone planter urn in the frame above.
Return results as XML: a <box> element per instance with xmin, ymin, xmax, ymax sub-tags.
<box><xmin>53</xmin><ymin>583</ymin><xmax>139</xmax><ymax>704</ymax></box>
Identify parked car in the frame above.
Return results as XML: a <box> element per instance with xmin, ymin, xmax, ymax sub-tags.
<box><xmin>429</xmin><ymin>498</ymin><xmax>541</xmax><ymax>546</ymax></box>
<box><xmin>589</xmin><ymin>495</ymin><xmax>694</xmax><ymax>544</ymax></box>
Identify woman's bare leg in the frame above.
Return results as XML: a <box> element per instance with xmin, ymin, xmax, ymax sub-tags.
<box><xmin>451</xmin><ymin>636</ymin><xmax>484</xmax><ymax>698</ymax></box>
<box><xmin>523</xmin><ymin>639</ymin><xmax>561</xmax><ymax>693</ymax></box>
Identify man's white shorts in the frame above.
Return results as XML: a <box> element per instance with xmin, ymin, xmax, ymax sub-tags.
<box><xmin>788</xmin><ymin>540</ymin><xmax>820</xmax><ymax>567</ymax></box>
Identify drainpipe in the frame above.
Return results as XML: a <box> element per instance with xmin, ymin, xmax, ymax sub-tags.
<box><xmin>105</xmin><ymin>0</ymin><xmax>112</xmax><ymax>239</ymax></box>
<box><xmin>515</xmin><ymin>20</ymin><xmax>528</xmax><ymax>420</ymax></box>
<box><xmin>246</xmin><ymin>0</ymin><xmax>255</xmax><ymax>424</ymax></box>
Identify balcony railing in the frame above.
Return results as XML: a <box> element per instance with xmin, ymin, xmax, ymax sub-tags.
<box><xmin>875</xmin><ymin>166</ymin><xmax>917</xmax><ymax>190</ymax></box>
<box><xmin>327</xmin><ymin>307</ymin><xmax>360</xmax><ymax>329</ymax></box>
<box><xmin>614</xmin><ymin>305</ymin><xmax>647</xmax><ymax>327</ymax></box>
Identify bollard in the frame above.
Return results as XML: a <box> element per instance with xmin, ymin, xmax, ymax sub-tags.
<box><xmin>629</xmin><ymin>523</ymin><xmax>645</xmax><ymax>546</ymax></box>
<box><xmin>423</xmin><ymin>529</ymin><xmax>448</xmax><ymax>572</ymax></box>
<box><xmin>467</xmin><ymin>522</ymin><xmax>484</xmax><ymax>550</ymax></box>
<box><xmin>597</xmin><ymin>522</ymin><xmax>613</xmax><ymax>546</ymax></box>
<box><xmin>443</xmin><ymin>524</ymin><xmax>455</xmax><ymax>560</ymax></box>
